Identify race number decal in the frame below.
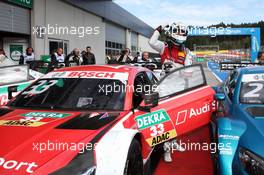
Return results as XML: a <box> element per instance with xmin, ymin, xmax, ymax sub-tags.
<box><xmin>23</xmin><ymin>80</ymin><xmax>58</xmax><ymax>95</ymax></box>
<box><xmin>135</xmin><ymin>109</ymin><xmax>177</xmax><ymax>147</ymax></box>
<box><xmin>243</xmin><ymin>83</ymin><xmax>263</xmax><ymax>98</ymax></box>
<box><xmin>150</xmin><ymin>124</ymin><xmax>165</xmax><ymax>137</ymax></box>
<box><xmin>241</xmin><ymin>81</ymin><xmax>264</xmax><ymax>104</ymax></box>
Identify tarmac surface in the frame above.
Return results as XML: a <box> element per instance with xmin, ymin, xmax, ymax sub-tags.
<box><xmin>204</xmin><ymin>66</ymin><xmax>221</xmax><ymax>86</ymax></box>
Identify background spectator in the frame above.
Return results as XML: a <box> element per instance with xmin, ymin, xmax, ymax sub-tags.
<box><xmin>65</xmin><ymin>48</ymin><xmax>83</xmax><ymax>67</ymax></box>
<box><xmin>82</xmin><ymin>46</ymin><xmax>96</xmax><ymax>65</ymax></box>
<box><xmin>50</xmin><ymin>48</ymin><xmax>65</xmax><ymax>70</ymax></box>
<box><xmin>19</xmin><ymin>47</ymin><xmax>35</xmax><ymax>65</ymax></box>
<box><xmin>0</xmin><ymin>49</ymin><xmax>6</xmax><ymax>64</ymax></box>
<box><xmin>133</xmin><ymin>52</ymin><xmax>141</xmax><ymax>63</ymax></box>
<box><xmin>117</xmin><ymin>49</ymin><xmax>133</xmax><ymax>63</ymax></box>
<box><xmin>142</xmin><ymin>51</ymin><xmax>150</xmax><ymax>62</ymax></box>
<box><xmin>51</xmin><ymin>48</ymin><xmax>65</xmax><ymax>63</ymax></box>
<box><xmin>257</xmin><ymin>51</ymin><xmax>264</xmax><ymax>64</ymax></box>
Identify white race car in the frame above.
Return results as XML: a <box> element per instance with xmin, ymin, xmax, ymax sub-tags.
<box><xmin>0</xmin><ymin>65</ymin><xmax>43</xmax><ymax>106</ymax></box>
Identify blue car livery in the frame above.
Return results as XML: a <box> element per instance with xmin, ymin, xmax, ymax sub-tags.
<box><xmin>214</xmin><ymin>66</ymin><xmax>264</xmax><ymax>175</ymax></box>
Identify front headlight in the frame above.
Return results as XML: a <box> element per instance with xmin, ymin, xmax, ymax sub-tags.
<box><xmin>239</xmin><ymin>148</ymin><xmax>264</xmax><ymax>175</ymax></box>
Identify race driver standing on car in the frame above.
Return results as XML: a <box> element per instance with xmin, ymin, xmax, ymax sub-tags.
<box><xmin>149</xmin><ymin>22</ymin><xmax>192</xmax><ymax>162</ymax></box>
<box><xmin>149</xmin><ymin>22</ymin><xmax>192</xmax><ymax>69</ymax></box>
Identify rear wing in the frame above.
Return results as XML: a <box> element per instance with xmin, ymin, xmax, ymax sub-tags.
<box><xmin>220</xmin><ymin>62</ymin><xmax>263</xmax><ymax>70</ymax></box>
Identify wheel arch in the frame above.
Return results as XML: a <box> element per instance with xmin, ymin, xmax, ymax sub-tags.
<box><xmin>95</xmin><ymin>129</ymin><xmax>140</xmax><ymax>175</ymax></box>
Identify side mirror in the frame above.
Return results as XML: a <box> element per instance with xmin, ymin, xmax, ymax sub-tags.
<box><xmin>215</xmin><ymin>93</ymin><xmax>225</xmax><ymax>101</ymax></box>
<box><xmin>8</xmin><ymin>86</ymin><xmax>18</xmax><ymax>100</ymax></box>
<box><xmin>138</xmin><ymin>92</ymin><xmax>159</xmax><ymax>112</ymax></box>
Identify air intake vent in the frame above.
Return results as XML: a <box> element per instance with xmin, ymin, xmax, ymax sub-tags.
<box><xmin>56</xmin><ymin>112</ymin><xmax>119</xmax><ymax>130</ymax></box>
<box><xmin>0</xmin><ymin>108</ymin><xmax>13</xmax><ymax>117</ymax></box>
<box><xmin>247</xmin><ymin>107</ymin><xmax>264</xmax><ymax>118</ymax></box>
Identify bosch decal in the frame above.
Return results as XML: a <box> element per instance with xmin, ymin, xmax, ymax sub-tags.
<box><xmin>43</xmin><ymin>71</ymin><xmax>129</xmax><ymax>80</ymax></box>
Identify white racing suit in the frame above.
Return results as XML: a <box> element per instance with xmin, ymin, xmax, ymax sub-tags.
<box><xmin>149</xmin><ymin>30</ymin><xmax>193</xmax><ymax>162</ymax></box>
<box><xmin>149</xmin><ymin>30</ymin><xmax>193</xmax><ymax>69</ymax></box>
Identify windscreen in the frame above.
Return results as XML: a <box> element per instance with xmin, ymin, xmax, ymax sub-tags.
<box><xmin>9</xmin><ymin>77</ymin><xmax>126</xmax><ymax>111</ymax></box>
<box><xmin>240</xmin><ymin>73</ymin><xmax>264</xmax><ymax>104</ymax></box>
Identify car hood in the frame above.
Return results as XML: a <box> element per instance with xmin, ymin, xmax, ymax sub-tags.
<box><xmin>238</xmin><ymin>105</ymin><xmax>264</xmax><ymax>135</ymax></box>
<box><xmin>0</xmin><ymin>108</ymin><xmax>121</xmax><ymax>174</ymax></box>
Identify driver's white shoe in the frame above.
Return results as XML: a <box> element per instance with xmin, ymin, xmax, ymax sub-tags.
<box><xmin>164</xmin><ymin>151</ymin><xmax>172</xmax><ymax>162</ymax></box>
<box><xmin>163</xmin><ymin>142</ymin><xmax>172</xmax><ymax>162</ymax></box>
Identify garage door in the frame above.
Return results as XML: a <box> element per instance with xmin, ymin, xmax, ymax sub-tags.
<box><xmin>0</xmin><ymin>2</ymin><xmax>30</xmax><ymax>34</ymax></box>
<box><xmin>105</xmin><ymin>21</ymin><xmax>126</xmax><ymax>44</ymax></box>
<box><xmin>105</xmin><ymin>22</ymin><xmax>126</xmax><ymax>56</ymax></box>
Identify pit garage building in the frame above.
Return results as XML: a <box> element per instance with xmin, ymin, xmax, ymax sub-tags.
<box><xmin>0</xmin><ymin>0</ymin><xmax>156</xmax><ymax>64</ymax></box>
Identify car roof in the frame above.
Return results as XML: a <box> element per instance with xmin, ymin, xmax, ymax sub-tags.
<box><xmin>238</xmin><ymin>66</ymin><xmax>264</xmax><ymax>75</ymax></box>
<box><xmin>55</xmin><ymin>65</ymin><xmax>149</xmax><ymax>74</ymax></box>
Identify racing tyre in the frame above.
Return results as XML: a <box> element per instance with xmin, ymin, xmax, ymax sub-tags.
<box><xmin>124</xmin><ymin>139</ymin><xmax>143</xmax><ymax>175</ymax></box>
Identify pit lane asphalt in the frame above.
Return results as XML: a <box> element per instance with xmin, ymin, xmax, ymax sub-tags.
<box><xmin>201</xmin><ymin>62</ymin><xmax>221</xmax><ymax>86</ymax></box>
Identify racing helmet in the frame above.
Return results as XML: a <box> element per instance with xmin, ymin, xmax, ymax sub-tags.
<box><xmin>166</xmin><ymin>22</ymin><xmax>188</xmax><ymax>45</ymax></box>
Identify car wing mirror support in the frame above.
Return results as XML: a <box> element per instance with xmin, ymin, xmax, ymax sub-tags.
<box><xmin>8</xmin><ymin>86</ymin><xmax>18</xmax><ymax>100</ymax></box>
<box><xmin>215</xmin><ymin>93</ymin><xmax>225</xmax><ymax>117</ymax></box>
<box><xmin>138</xmin><ymin>92</ymin><xmax>159</xmax><ymax>112</ymax></box>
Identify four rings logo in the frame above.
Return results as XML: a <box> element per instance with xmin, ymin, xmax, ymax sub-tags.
<box><xmin>176</xmin><ymin>102</ymin><xmax>213</xmax><ymax>125</ymax></box>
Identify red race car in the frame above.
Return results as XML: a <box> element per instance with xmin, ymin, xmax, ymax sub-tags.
<box><xmin>0</xmin><ymin>64</ymin><xmax>215</xmax><ymax>175</ymax></box>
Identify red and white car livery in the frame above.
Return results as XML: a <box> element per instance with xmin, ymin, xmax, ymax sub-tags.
<box><xmin>0</xmin><ymin>65</ymin><xmax>215</xmax><ymax>175</ymax></box>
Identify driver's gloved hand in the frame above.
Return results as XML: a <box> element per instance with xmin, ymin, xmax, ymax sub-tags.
<box><xmin>156</xmin><ymin>24</ymin><xmax>169</xmax><ymax>33</ymax></box>
<box><xmin>156</xmin><ymin>25</ymin><xmax>163</xmax><ymax>33</ymax></box>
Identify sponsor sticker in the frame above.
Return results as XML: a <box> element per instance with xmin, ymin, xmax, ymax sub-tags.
<box><xmin>146</xmin><ymin>130</ymin><xmax>177</xmax><ymax>146</ymax></box>
<box><xmin>242</xmin><ymin>73</ymin><xmax>264</xmax><ymax>82</ymax></box>
<box><xmin>135</xmin><ymin>109</ymin><xmax>177</xmax><ymax>147</ymax></box>
<box><xmin>22</xmin><ymin>112</ymin><xmax>71</xmax><ymax>118</ymax></box>
<box><xmin>176</xmin><ymin>103</ymin><xmax>212</xmax><ymax>126</ymax></box>
<box><xmin>0</xmin><ymin>157</ymin><xmax>37</xmax><ymax>174</ymax></box>
<box><xmin>0</xmin><ymin>120</ymin><xmax>46</xmax><ymax>127</ymax></box>
<box><xmin>135</xmin><ymin>109</ymin><xmax>170</xmax><ymax>130</ymax></box>
<box><xmin>43</xmin><ymin>71</ymin><xmax>129</xmax><ymax>80</ymax></box>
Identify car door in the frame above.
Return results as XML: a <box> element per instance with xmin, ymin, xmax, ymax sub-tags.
<box><xmin>133</xmin><ymin>65</ymin><xmax>216</xmax><ymax>147</ymax></box>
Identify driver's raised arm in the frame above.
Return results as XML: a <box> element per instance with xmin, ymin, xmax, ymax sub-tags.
<box><xmin>149</xmin><ymin>26</ymin><xmax>165</xmax><ymax>54</ymax></box>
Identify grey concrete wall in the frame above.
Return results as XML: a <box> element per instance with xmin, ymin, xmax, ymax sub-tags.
<box><xmin>32</xmin><ymin>0</ymin><xmax>106</xmax><ymax>64</ymax></box>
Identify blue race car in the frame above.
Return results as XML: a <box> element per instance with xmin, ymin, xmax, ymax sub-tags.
<box><xmin>213</xmin><ymin>66</ymin><xmax>264</xmax><ymax>175</ymax></box>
